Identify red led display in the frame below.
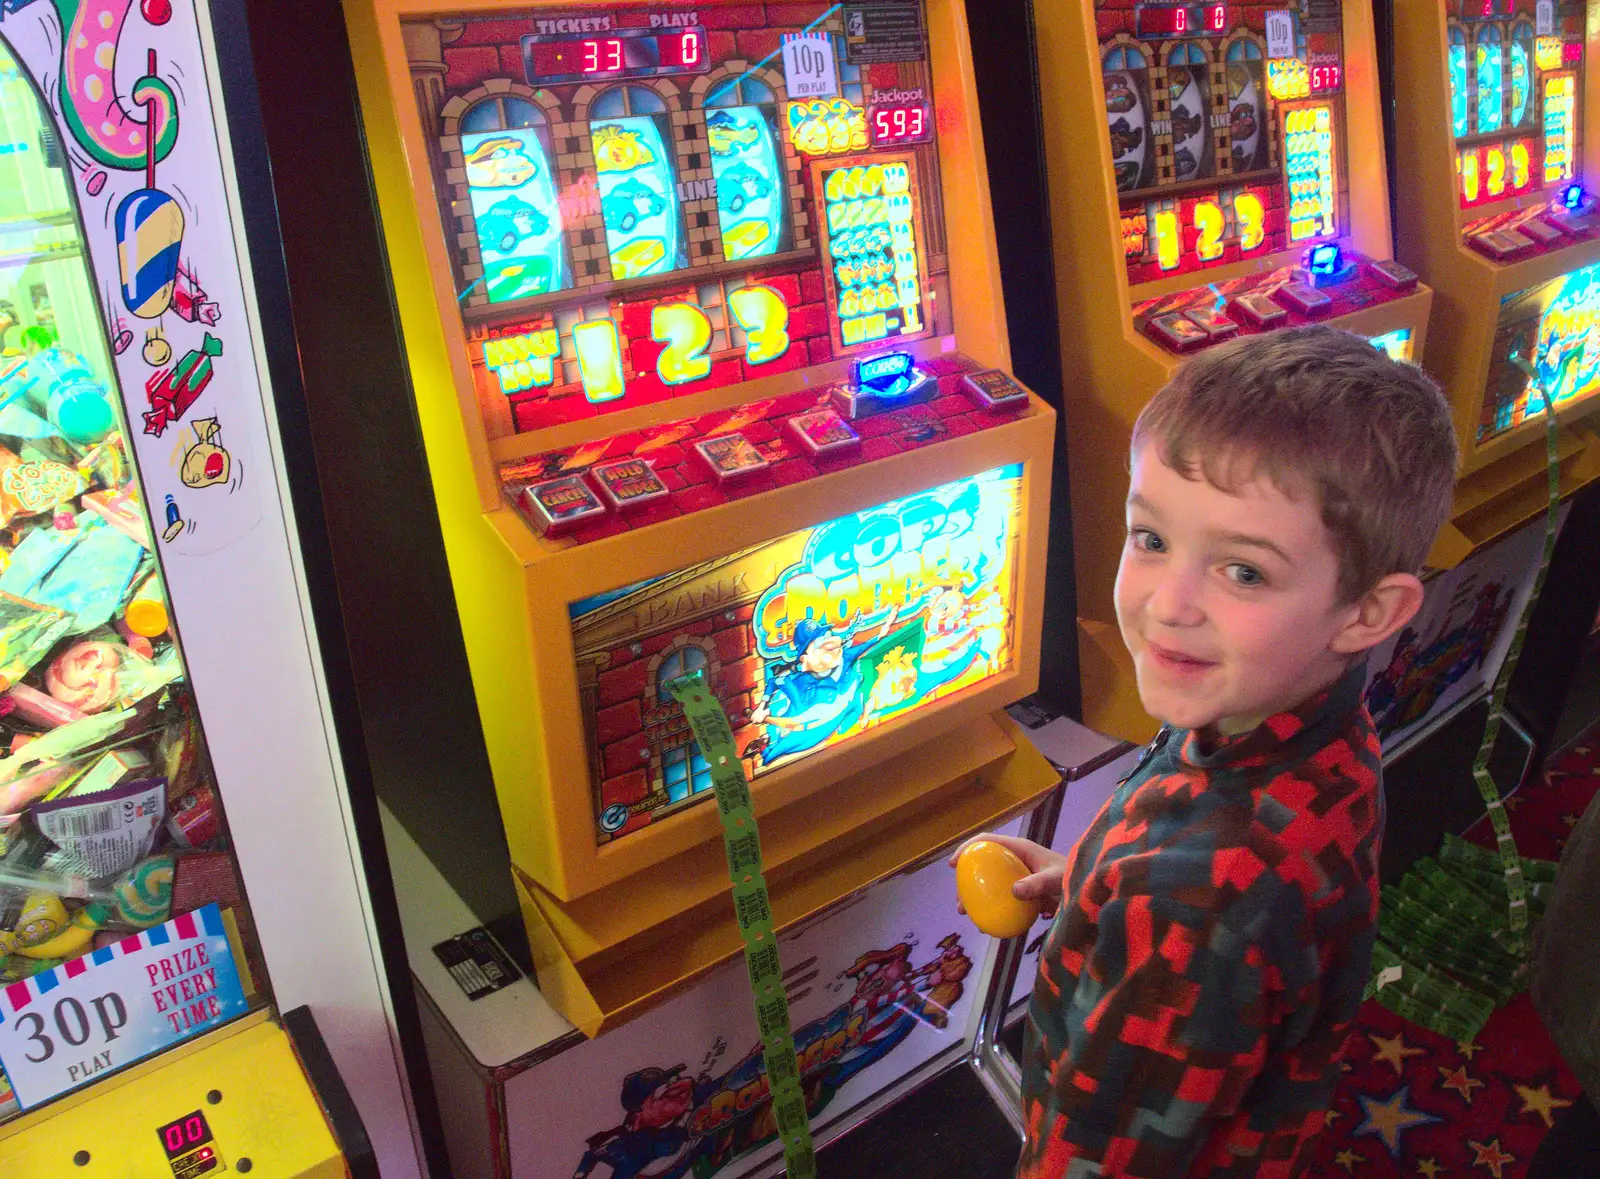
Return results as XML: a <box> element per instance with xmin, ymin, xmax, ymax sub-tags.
<box><xmin>1134</xmin><ymin>3</ymin><xmax>1226</xmax><ymax>38</ymax></box>
<box><xmin>870</xmin><ymin>102</ymin><xmax>932</xmax><ymax>146</ymax></box>
<box><xmin>524</xmin><ymin>29</ymin><xmax>708</xmax><ymax>82</ymax></box>
<box><xmin>1565</xmin><ymin>41</ymin><xmax>1583</xmax><ymax>65</ymax></box>
<box><xmin>1310</xmin><ymin>62</ymin><xmax>1342</xmax><ymax>93</ymax></box>
<box><xmin>1460</xmin><ymin>0</ymin><xmax>1513</xmax><ymax>18</ymax></box>
<box><xmin>658</xmin><ymin>29</ymin><xmax>704</xmax><ymax>69</ymax></box>
<box><xmin>158</xmin><ymin>1111</ymin><xmax>214</xmax><ymax>1161</ymax></box>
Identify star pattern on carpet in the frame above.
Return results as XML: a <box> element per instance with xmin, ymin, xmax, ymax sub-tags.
<box><xmin>1325</xmin><ymin>1107</ymin><xmax>1341</xmax><ymax>1128</ymax></box>
<box><xmin>1370</xmin><ymin>1031</ymin><xmax>1426</xmax><ymax>1076</ymax></box>
<box><xmin>1562</xmin><ymin>812</ymin><xmax>1578</xmax><ymax>827</ymax></box>
<box><xmin>1468</xmin><ymin>1138</ymin><xmax>1515</xmax><ymax>1179</ymax></box>
<box><xmin>1504</xmin><ymin>795</ymin><xmax>1522</xmax><ymax>810</ymax></box>
<box><xmin>1415</xmin><ymin>1159</ymin><xmax>1441</xmax><ymax>1179</ymax></box>
<box><xmin>1355</xmin><ymin>1085</ymin><xmax>1441</xmax><ymax>1157</ymax></box>
<box><xmin>1515</xmin><ymin>1082</ymin><xmax>1573</xmax><ymax>1129</ymax></box>
<box><xmin>1439</xmin><ymin>1064</ymin><xmax>1485</xmax><ymax>1102</ymax></box>
<box><xmin>1457</xmin><ymin>1039</ymin><xmax>1481</xmax><ymax>1061</ymax></box>
<box><xmin>1334</xmin><ymin>1148</ymin><xmax>1361</xmax><ymax>1172</ymax></box>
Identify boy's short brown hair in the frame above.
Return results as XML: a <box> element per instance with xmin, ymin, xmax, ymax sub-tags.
<box><xmin>1131</xmin><ymin>325</ymin><xmax>1459</xmax><ymax>603</ymax></box>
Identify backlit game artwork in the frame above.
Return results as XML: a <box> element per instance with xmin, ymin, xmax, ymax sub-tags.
<box><xmin>407</xmin><ymin>5</ymin><xmax>957</xmax><ymax>434</ymax></box>
<box><xmin>570</xmin><ymin>466</ymin><xmax>1022</xmax><ymax>843</ymax></box>
<box><xmin>1483</xmin><ymin>260</ymin><xmax>1600</xmax><ymax>440</ymax></box>
<box><xmin>1444</xmin><ymin>1</ymin><xmax>1585</xmax><ymax>210</ymax></box>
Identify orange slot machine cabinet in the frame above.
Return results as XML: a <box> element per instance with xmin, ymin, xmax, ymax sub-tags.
<box><xmin>343</xmin><ymin>0</ymin><xmax>1060</xmax><ymax>1033</ymax></box>
<box><xmin>1031</xmin><ymin>1</ymin><xmax>1434</xmax><ymax>742</ymax></box>
<box><xmin>1386</xmin><ymin>2</ymin><xmax>1600</xmax><ymax>558</ymax></box>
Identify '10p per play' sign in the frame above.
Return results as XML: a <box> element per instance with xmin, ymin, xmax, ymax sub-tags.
<box><xmin>0</xmin><ymin>904</ymin><xmax>249</xmax><ymax>1109</ymax></box>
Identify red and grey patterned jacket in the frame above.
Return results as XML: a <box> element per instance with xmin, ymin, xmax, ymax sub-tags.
<box><xmin>1019</xmin><ymin>663</ymin><xmax>1382</xmax><ymax>1178</ymax></box>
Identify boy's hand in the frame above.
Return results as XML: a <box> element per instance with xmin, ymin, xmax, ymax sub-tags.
<box><xmin>948</xmin><ymin>834</ymin><xmax>1070</xmax><ymax>917</ymax></box>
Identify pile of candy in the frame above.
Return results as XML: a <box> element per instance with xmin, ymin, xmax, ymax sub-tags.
<box><xmin>0</xmin><ymin>343</ymin><xmax>244</xmax><ymax>1012</ymax></box>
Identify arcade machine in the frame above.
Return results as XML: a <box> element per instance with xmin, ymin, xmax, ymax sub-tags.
<box><xmin>343</xmin><ymin>0</ymin><xmax>1061</xmax><ymax>1035</ymax></box>
<box><xmin>1031</xmin><ymin>0</ymin><xmax>1434</xmax><ymax>741</ymax></box>
<box><xmin>1385</xmin><ymin>4</ymin><xmax>1600</xmax><ymax>557</ymax></box>
<box><xmin>0</xmin><ymin>3</ymin><xmax>422</xmax><ymax>1173</ymax></box>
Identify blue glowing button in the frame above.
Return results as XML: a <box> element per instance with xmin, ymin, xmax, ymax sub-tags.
<box><xmin>961</xmin><ymin>368</ymin><xmax>1030</xmax><ymax>410</ymax></box>
<box><xmin>1367</xmin><ymin>259</ymin><xmax>1419</xmax><ymax>290</ymax></box>
<box><xmin>1300</xmin><ymin>243</ymin><xmax>1357</xmax><ymax>288</ymax></box>
<box><xmin>1183</xmin><ymin>306</ymin><xmax>1239</xmax><ymax>341</ymax></box>
<box><xmin>834</xmin><ymin>350</ymin><xmax>934</xmax><ymax>418</ymax></box>
<box><xmin>1562</xmin><ymin>183</ymin><xmax>1588</xmax><ymax>210</ymax></box>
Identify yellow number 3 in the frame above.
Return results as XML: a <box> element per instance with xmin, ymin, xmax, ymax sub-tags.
<box><xmin>729</xmin><ymin>285</ymin><xmax>792</xmax><ymax>366</ymax></box>
<box><xmin>652</xmin><ymin>302</ymin><xmax>713</xmax><ymax>385</ymax></box>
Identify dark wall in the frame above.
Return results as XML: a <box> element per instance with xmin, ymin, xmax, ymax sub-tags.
<box><xmin>964</xmin><ymin>0</ymin><xmax>1081</xmax><ymax>717</ymax></box>
<box><xmin>238</xmin><ymin>2</ymin><xmax>529</xmax><ymax>965</ymax></box>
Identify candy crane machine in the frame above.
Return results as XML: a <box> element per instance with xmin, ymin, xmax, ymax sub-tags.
<box><xmin>345</xmin><ymin>0</ymin><xmax>1060</xmax><ymax>1033</ymax></box>
<box><xmin>1031</xmin><ymin>0</ymin><xmax>1433</xmax><ymax>742</ymax></box>
<box><xmin>1386</xmin><ymin>2</ymin><xmax>1600</xmax><ymax>558</ymax></box>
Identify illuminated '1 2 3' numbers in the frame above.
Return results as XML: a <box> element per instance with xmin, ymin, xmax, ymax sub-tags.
<box><xmin>1154</xmin><ymin>191</ymin><xmax>1269</xmax><ymax>271</ymax></box>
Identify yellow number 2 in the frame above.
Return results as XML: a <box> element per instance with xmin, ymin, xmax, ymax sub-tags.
<box><xmin>728</xmin><ymin>285</ymin><xmax>792</xmax><ymax>366</ymax></box>
<box><xmin>1194</xmin><ymin>200</ymin><xmax>1225</xmax><ymax>262</ymax></box>
<box><xmin>1486</xmin><ymin>146</ymin><xmax>1506</xmax><ymax>198</ymax></box>
<box><xmin>652</xmin><ymin>302</ymin><xmax>713</xmax><ymax>385</ymax></box>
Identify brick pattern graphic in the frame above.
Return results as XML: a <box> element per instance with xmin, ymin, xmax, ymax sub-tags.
<box><xmin>499</xmin><ymin>352</ymin><xmax>1027</xmax><ymax>546</ymax></box>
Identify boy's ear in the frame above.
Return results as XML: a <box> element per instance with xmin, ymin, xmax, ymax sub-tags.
<box><xmin>1329</xmin><ymin>573</ymin><xmax>1426</xmax><ymax>656</ymax></box>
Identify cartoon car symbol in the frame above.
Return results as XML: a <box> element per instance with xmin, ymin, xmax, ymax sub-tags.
<box><xmin>706</xmin><ymin>110</ymin><xmax>762</xmax><ymax>156</ymax></box>
<box><xmin>717</xmin><ymin>162</ymin><xmax>772</xmax><ymax>213</ymax></box>
<box><xmin>465</xmin><ymin>136</ymin><xmax>539</xmax><ymax>189</ymax></box>
<box><xmin>602</xmin><ymin>179</ymin><xmax>668</xmax><ymax>232</ymax></box>
<box><xmin>478</xmin><ymin>196</ymin><xmax>552</xmax><ymax>253</ymax></box>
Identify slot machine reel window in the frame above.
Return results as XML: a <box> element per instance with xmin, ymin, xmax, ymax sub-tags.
<box><xmin>461</xmin><ymin>96</ymin><xmax>571</xmax><ymax>304</ymax></box>
<box><xmin>1226</xmin><ymin>39</ymin><xmax>1268</xmax><ymax>173</ymax></box>
<box><xmin>704</xmin><ymin>76</ymin><xmax>791</xmax><ymax>263</ymax></box>
<box><xmin>1477</xmin><ymin>24</ymin><xmax>1505</xmax><ymax>134</ymax></box>
<box><xmin>1104</xmin><ymin>44</ymin><xmax>1156</xmax><ymax>194</ymax></box>
<box><xmin>1165</xmin><ymin>42</ymin><xmax>1215</xmax><ymax>183</ymax></box>
<box><xmin>590</xmin><ymin>85</ymin><xmax>689</xmax><ymax>282</ymax></box>
<box><xmin>1510</xmin><ymin>18</ymin><xmax>1535</xmax><ymax>126</ymax></box>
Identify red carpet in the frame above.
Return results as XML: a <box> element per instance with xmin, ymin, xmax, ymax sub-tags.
<box><xmin>1302</xmin><ymin>739</ymin><xmax>1600</xmax><ymax>1178</ymax></box>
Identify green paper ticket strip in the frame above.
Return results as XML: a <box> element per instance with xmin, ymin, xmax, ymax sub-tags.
<box><xmin>665</xmin><ymin>673</ymin><xmax>817</xmax><ymax>1179</ymax></box>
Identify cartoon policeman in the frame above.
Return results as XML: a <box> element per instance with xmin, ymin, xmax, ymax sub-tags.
<box><xmin>750</xmin><ymin>604</ymin><xmax>900</xmax><ymax>764</ymax></box>
<box><xmin>573</xmin><ymin>1065</ymin><xmax>710</xmax><ymax>1179</ymax></box>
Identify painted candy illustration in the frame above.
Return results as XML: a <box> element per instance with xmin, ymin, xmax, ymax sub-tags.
<box><xmin>112</xmin><ymin>51</ymin><xmax>184</xmax><ymax>320</ymax></box>
<box><xmin>50</xmin><ymin>0</ymin><xmax>179</xmax><ymax>170</ymax></box>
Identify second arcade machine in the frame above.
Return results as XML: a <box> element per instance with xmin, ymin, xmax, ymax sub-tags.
<box><xmin>346</xmin><ymin>0</ymin><xmax>1060</xmax><ymax>1033</ymax></box>
<box><xmin>1387</xmin><ymin>2</ymin><xmax>1600</xmax><ymax>558</ymax></box>
<box><xmin>1033</xmin><ymin>0</ymin><xmax>1433</xmax><ymax>741</ymax></box>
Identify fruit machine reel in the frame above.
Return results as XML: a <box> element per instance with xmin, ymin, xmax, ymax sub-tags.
<box><xmin>344</xmin><ymin>0</ymin><xmax>1062</xmax><ymax>1035</ymax></box>
<box><xmin>0</xmin><ymin>2</ymin><xmax>421</xmax><ymax>1173</ymax></box>
<box><xmin>1386</xmin><ymin>1</ymin><xmax>1600</xmax><ymax>563</ymax></box>
<box><xmin>1030</xmin><ymin>0</ymin><xmax>1434</xmax><ymax>742</ymax></box>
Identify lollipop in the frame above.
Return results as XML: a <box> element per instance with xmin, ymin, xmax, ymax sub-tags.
<box><xmin>114</xmin><ymin>52</ymin><xmax>184</xmax><ymax>320</ymax></box>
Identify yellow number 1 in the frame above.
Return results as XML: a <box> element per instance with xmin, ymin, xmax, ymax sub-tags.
<box><xmin>728</xmin><ymin>285</ymin><xmax>792</xmax><ymax>366</ymax></box>
<box><xmin>573</xmin><ymin>319</ymin><xmax>626</xmax><ymax>403</ymax></box>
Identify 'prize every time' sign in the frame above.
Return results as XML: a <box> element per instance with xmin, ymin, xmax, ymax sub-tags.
<box><xmin>0</xmin><ymin>905</ymin><xmax>249</xmax><ymax>1109</ymax></box>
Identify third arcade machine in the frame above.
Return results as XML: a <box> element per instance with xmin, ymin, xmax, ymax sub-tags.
<box><xmin>345</xmin><ymin>0</ymin><xmax>1060</xmax><ymax>1034</ymax></box>
<box><xmin>1033</xmin><ymin>0</ymin><xmax>1433</xmax><ymax>741</ymax></box>
<box><xmin>1386</xmin><ymin>2</ymin><xmax>1600</xmax><ymax>557</ymax></box>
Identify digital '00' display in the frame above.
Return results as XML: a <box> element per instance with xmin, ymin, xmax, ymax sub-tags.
<box><xmin>1134</xmin><ymin>3</ymin><xmax>1227</xmax><ymax>38</ymax></box>
<box><xmin>571</xmin><ymin>466</ymin><xmax>1023</xmax><ymax>843</ymax></box>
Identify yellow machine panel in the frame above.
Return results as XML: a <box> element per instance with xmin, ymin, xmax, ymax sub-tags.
<box><xmin>1388</xmin><ymin>1</ymin><xmax>1600</xmax><ymax>562</ymax></box>
<box><xmin>1033</xmin><ymin>0</ymin><xmax>1433</xmax><ymax>741</ymax></box>
<box><xmin>346</xmin><ymin>0</ymin><xmax>1061</xmax><ymax>1028</ymax></box>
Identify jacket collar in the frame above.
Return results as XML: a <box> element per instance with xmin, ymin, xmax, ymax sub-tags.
<box><xmin>1175</xmin><ymin>660</ymin><xmax>1368</xmax><ymax>772</ymax></box>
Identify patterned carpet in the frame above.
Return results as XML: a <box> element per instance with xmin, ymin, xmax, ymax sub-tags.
<box><xmin>1302</xmin><ymin>738</ymin><xmax>1600</xmax><ymax>1179</ymax></box>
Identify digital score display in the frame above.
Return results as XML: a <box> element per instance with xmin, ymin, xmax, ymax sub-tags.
<box><xmin>158</xmin><ymin>1110</ymin><xmax>218</xmax><ymax>1178</ymax></box>
<box><xmin>522</xmin><ymin>28</ymin><xmax>708</xmax><ymax>83</ymax></box>
<box><xmin>1459</xmin><ymin>0</ymin><xmax>1514</xmax><ymax>19</ymax></box>
<box><xmin>870</xmin><ymin>102</ymin><xmax>932</xmax><ymax>146</ymax></box>
<box><xmin>1310</xmin><ymin>61</ymin><xmax>1342</xmax><ymax>94</ymax></box>
<box><xmin>1134</xmin><ymin>3</ymin><xmax>1227</xmax><ymax>39</ymax></box>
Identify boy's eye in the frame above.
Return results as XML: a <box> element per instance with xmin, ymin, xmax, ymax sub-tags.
<box><xmin>1129</xmin><ymin>527</ymin><xmax>1165</xmax><ymax>554</ymax></box>
<box><xmin>1225</xmin><ymin>563</ymin><xmax>1265</xmax><ymax>587</ymax></box>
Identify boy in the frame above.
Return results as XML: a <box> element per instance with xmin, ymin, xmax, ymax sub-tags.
<box><xmin>961</xmin><ymin>326</ymin><xmax>1458</xmax><ymax>1178</ymax></box>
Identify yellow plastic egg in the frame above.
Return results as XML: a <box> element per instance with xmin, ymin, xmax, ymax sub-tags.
<box><xmin>956</xmin><ymin>840</ymin><xmax>1040</xmax><ymax>939</ymax></box>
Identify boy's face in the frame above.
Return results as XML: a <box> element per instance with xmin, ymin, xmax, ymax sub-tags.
<box><xmin>1116</xmin><ymin>443</ymin><xmax>1359</xmax><ymax>734</ymax></box>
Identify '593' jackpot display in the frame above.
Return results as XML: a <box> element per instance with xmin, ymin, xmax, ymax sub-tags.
<box><xmin>1032</xmin><ymin>0</ymin><xmax>1434</xmax><ymax>741</ymax></box>
<box><xmin>349</xmin><ymin>0</ymin><xmax>1058</xmax><ymax>1034</ymax></box>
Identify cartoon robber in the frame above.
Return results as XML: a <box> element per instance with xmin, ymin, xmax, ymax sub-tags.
<box><xmin>749</xmin><ymin>604</ymin><xmax>900</xmax><ymax>763</ymax></box>
<box><xmin>572</xmin><ymin>1064</ymin><xmax>712</xmax><ymax>1179</ymax></box>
